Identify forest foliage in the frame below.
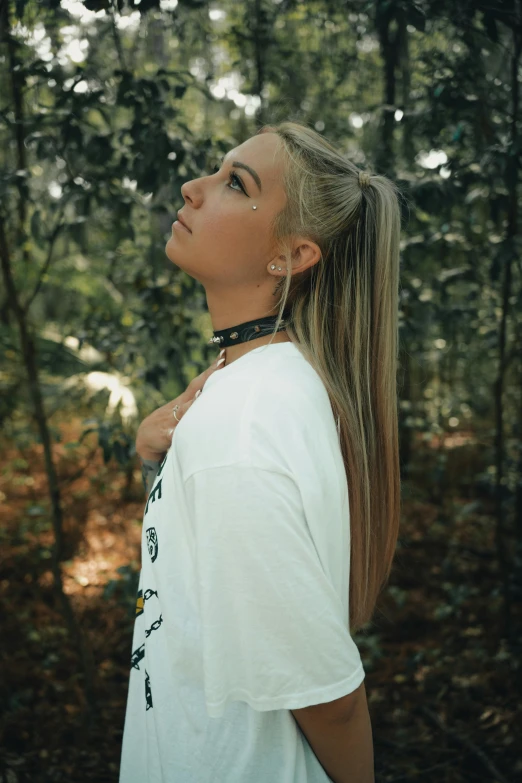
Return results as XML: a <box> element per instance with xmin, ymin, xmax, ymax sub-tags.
<box><xmin>1</xmin><ymin>0</ymin><xmax>521</xmax><ymax>781</ymax></box>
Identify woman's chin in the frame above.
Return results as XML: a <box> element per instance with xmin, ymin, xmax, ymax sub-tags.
<box><xmin>165</xmin><ymin>238</ymin><xmax>179</xmax><ymax>262</ymax></box>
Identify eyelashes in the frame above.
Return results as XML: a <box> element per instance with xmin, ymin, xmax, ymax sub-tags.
<box><xmin>228</xmin><ymin>172</ymin><xmax>246</xmax><ymax>193</ymax></box>
<box><xmin>212</xmin><ymin>165</ymin><xmax>246</xmax><ymax>194</ymax></box>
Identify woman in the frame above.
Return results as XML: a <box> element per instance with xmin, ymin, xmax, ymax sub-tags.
<box><xmin>120</xmin><ymin>121</ymin><xmax>402</xmax><ymax>783</ymax></box>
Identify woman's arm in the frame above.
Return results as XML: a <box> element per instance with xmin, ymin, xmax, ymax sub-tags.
<box><xmin>291</xmin><ymin>682</ymin><xmax>374</xmax><ymax>783</ymax></box>
<box><xmin>139</xmin><ymin>455</ymin><xmax>164</xmax><ymax>496</ymax></box>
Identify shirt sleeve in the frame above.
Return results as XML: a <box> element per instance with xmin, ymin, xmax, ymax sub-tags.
<box><xmin>183</xmin><ymin>464</ymin><xmax>365</xmax><ymax>719</ymax></box>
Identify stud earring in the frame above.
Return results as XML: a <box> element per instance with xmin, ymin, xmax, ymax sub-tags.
<box><xmin>252</xmin><ymin>205</ymin><xmax>257</xmax><ymax>210</ymax></box>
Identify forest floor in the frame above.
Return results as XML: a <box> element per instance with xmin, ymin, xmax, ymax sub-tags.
<box><xmin>0</xmin><ymin>417</ymin><xmax>521</xmax><ymax>783</ymax></box>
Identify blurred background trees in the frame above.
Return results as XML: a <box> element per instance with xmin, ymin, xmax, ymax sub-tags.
<box><xmin>1</xmin><ymin>0</ymin><xmax>521</xmax><ymax>780</ymax></box>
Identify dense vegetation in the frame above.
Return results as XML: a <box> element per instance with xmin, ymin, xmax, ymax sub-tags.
<box><xmin>1</xmin><ymin>0</ymin><xmax>521</xmax><ymax>780</ymax></box>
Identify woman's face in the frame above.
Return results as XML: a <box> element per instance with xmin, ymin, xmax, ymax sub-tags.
<box><xmin>165</xmin><ymin>132</ymin><xmax>287</xmax><ymax>294</ymax></box>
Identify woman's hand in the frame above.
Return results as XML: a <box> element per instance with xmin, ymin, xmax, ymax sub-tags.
<box><xmin>136</xmin><ymin>350</ymin><xmax>225</xmax><ymax>460</ymax></box>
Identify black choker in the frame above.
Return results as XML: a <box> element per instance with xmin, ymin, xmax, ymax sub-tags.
<box><xmin>208</xmin><ymin>314</ymin><xmax>288</xmax><ymax>348</ymax></box>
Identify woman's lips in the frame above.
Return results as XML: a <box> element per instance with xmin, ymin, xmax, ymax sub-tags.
<box><xmin>173</xmin><ymin>220</ymin><xmax>191</xmax><ymax>234</ymax></box>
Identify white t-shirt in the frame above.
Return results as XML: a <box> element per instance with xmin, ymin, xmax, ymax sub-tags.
<box><xmin>119</xmin><ymin>341</ymin><xmax>365</xmax><ymax>783</ymax></box>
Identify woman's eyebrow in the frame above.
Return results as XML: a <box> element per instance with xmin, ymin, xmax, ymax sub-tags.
<box><xmin>220</xmin><ymin>155</ymin><xmax>262</xmax><ymax>193</ymax></box>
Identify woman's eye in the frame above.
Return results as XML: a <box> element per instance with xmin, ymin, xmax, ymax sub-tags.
<box><xmin>227</xmin><ymin>172</ymin><xmax>245</xmax><ymax>193</ymax></box>
<box><xmin>211</xmin><ymin>164</ymin><xmax>245</xmax><ymax>193</ymax></box>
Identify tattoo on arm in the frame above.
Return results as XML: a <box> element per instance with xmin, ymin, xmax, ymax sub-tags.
<box><xmin>140</xmin><ymin>458</ymin><xmax>162</xmax><ymax>496</ymax></box>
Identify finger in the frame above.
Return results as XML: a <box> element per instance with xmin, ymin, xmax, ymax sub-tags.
<box><xmin>205</xmin><ymin>349</ymin><xmax>226</xmax><ymax>375</ymax></box>
<box><xmin>172</xmin><ymin>395</ymin><xmax>197</xmax><ymax>428</ymax></box>
<box><xmin>189</xmin><ymin>355</ymin><xmax>225</xmax><ymax>393</ymax></box>
<box><xmin>213</xmin><ymin>356</ymin><xmax>226</xmax><ymax>371</ymax></box>
<box><xmin>207</xmin><ymin>353</ymin><xmax>226</xmax><ymax>373</ymax></box>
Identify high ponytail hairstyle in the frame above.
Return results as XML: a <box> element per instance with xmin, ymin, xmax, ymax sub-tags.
<box><xmin>257</xmin><ymin>121</ymin><xmax>402</xmax><ymax>634</ymax></box>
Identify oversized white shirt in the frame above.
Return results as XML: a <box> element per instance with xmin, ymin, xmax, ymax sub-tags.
<box><xmin>119</xmin><ymin>341</ymin><xmax>365</xmax><ymax>783</ymax></box>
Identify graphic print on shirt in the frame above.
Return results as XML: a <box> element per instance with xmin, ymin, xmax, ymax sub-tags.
<box><xmin>144</xmin><ymin>669</ymin><xmax>153</xmax><ymax>710</ymax></box>
<box><xmin>130</xmin><ymin>583</ymin><xmax>163</xmax><ymax>712</ymax></box>
<box><xmin>131</xmin><ymin>587</ymin><xmax>162</xmax><ymax>670</ymax></box>
<box><xmin>144</xmin><ymin>452</ymin><xmax>168</xmax><ymax>563</ymax></box>
<box><xmin>130</xmin><ymin>598</ymin><xmax>163</xmax><ymax>711</ymax></box>
<box><xmin>128</xmin><ymin>451</ymin><xmax>170</xmax><ymax>714</ymax></box>
<box><xmin>135</xmin><ymin>587</ymin><xmax>158</xmax><ymax>619</ymax></box>
<box><xmin>145</xmin><ymin>479</ymin><xmax>162</xmax><ymax>515</ymax></box>
<box><xmin>146</xmin><ymin>526</ymin><xmax>158</xmax><ymax>562</ymax></box>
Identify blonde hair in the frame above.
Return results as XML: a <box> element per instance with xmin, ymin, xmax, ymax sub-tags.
<box><xmin>257</xmin><ymin>121</ymin><xmax>402</xmax><ymax>634</ymax></box>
